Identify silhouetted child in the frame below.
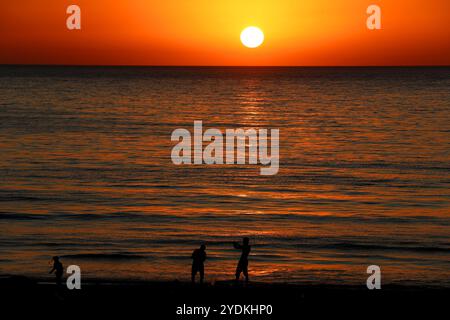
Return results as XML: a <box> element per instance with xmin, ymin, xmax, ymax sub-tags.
<box><xmin>49</xmin><ymin>256</ymin><xmax>64</xmax><ymax>286</ymax></box>
<box><xmin>191</xmin><ymin>244</ymin><xmax>207</xmax><ymax>284</ymax></box>
<box><xmin>234</xmin><ymin>237</ymin><xmax>251</xmax><ymax>283</ymax></box>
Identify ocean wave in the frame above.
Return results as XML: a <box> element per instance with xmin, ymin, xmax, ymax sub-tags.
<box><xmin>321</xmin><ymin>242</ymin><xmax>450</xmax><ymax>253</ymax></box>
<box><xmin>0</xmin><ymin>213</ymin><xmax>47</xmax><ymax>220</ymax></box>
<box><xmin>62</xmin><ymin>253</ymin><xmax>149</xmax><ymax>260</ymax></box>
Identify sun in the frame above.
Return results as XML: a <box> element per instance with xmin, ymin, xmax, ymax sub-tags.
<box><xmin>240</xmin><ymin>26</ymin><xmax>264</xmax><ymax>48</ymax></box>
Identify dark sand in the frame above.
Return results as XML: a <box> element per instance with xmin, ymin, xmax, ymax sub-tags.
<box><xmin>1</xmin><ymin>276</ymin><xmax>447</xmax><ymax>317</ymax></box>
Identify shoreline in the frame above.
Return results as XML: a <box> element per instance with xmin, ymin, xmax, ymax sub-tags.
<box><xmin>2</xmin><ymin>274</ymin><xmax>449</xmax><ymax>289</ymax></box>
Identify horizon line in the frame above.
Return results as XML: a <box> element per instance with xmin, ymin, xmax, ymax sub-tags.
<box><xmin>1</xmin><ymin>63</ymin><xmax>449</xmax><ymax>68</ymax></box>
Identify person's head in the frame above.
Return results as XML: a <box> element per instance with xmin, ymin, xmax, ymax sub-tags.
<box><xmin>243</xmin><ymin>237</ymin><xmax>249</xmax><ymax>245</ymax></box>
<box><xmin>52</xmin><ymin>256</ymin><xmax>59</xmax><ymax>262</ymax></box>
<box><xmin>200</xmin><ymin>244</ymin><xmax>206</xmax><ymax>251</ymax></box>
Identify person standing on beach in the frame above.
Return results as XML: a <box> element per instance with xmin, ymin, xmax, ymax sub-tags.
<box><xmin>191</xmin><ymin>244</ymin><xmax>207</xmax><ymax>284</ymax></box>
<box><xmin>49</xmin><ymin>256</ymin><xmax>64</xmax><ymax>286</ymax></box>
<box><xmin>234</xmin><ymin>237</ymin><xmax>251</xmax><ymax>283</ymax></box>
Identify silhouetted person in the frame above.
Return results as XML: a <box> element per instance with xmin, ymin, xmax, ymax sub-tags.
<box><xmin>234</xmin><ymin>237</ymin><xmax>251</xmax><ymax>283</ymax></box>
<box><xmin>191</xmin><ymin>244</ymin><xmax>207</xmax><ymax>284</ymax></box>
<box><xmin>49</xmin><ymin>256</ymin><xmax>64</xmax><ymax>286</ymax></box>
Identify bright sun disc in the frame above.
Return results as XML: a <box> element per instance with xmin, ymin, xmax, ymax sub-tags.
<box><xmin>240</xmin><ymin>26</ymin><xmax>264</xmax><ymax>48</ymax></box>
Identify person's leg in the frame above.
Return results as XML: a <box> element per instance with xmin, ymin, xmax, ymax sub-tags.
<box><xmin>235</xmin><ymin>263</ymin><xmax>242</xmax><ymax>281</ymax></box>
<box><xmin>243</xmin><ymin>264</ymin><xmax>249</xmax><ymax>283</ymax></box>
<box><xmin>199</xmin><ymin>265</ymin><xmax>204</xmax><ymax>284</ymax></box>
<box><xmin>56</xmin><ymin>273</ymin><xmax>62</xmax><ymax>286</ymax></box>
<box><xmin>191</xmin><ymin>265</ymin><xmax>197</xmax><ymax>283</ymax></box>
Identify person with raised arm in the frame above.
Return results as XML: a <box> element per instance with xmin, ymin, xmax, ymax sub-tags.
<box><xmin>233</xmin><ymin>237</ymin><xmax>251</xmax><ymax>283</ymax></box>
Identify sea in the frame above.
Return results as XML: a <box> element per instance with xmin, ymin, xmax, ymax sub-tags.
<box><xmin>0</xmin><ymin>66</ymin><xmax>449</xmax><ymax>286</ymax></box>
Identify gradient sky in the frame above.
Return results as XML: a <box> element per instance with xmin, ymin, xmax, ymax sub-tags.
<box><xmin>1</xmin><ymin>0</ymin><xmax>449</xmax><ymax>66</ymax></box>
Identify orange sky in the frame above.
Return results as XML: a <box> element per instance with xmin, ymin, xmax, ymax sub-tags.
<box><xmin>0</xmin><ymin>0</ymin><xmax>449</xmax><ymax>66</ymax></box>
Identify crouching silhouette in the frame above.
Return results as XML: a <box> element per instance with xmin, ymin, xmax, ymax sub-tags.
<box><xmin>49</xmin><ymin>256</ymin><xmax>64</xmax><ymax>286</ymax></box>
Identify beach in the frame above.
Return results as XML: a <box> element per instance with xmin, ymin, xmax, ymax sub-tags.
<box><xmin>2</xmin><ymin>275</ymin><xmax>449</xmax><ymax>316</ymax></box>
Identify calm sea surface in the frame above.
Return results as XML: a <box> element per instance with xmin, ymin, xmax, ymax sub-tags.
<box><xmin>0</xmin><ymin>66</ymin><xmax>449</xmax><ymax>286</ymax></box>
